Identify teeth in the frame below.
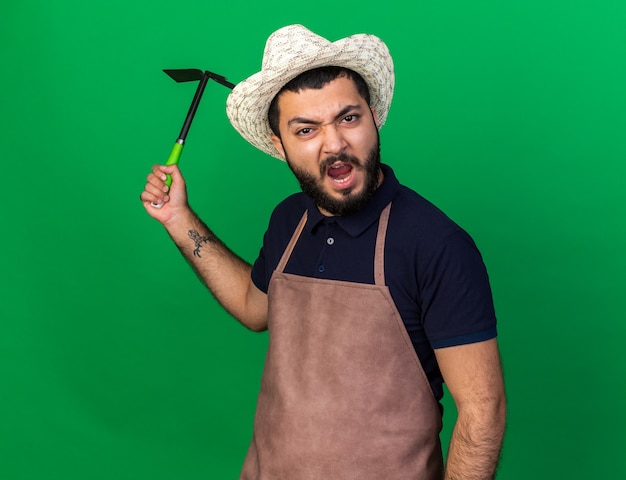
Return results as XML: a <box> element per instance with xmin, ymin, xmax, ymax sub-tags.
<box><xmin>329</xmin><ymin>162</ymin><xmax>346</xmax><ymax>169</ymax></box>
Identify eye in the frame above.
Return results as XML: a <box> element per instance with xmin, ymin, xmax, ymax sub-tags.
<box><xmin>296</xmin><ymin>127</ymin><xmax>314</xmax><ymax>136</ymax></box>
<box><xmin>342</xmin><ymin>114</ymin><xmax>358</xmax><ymax>123</ymax></box>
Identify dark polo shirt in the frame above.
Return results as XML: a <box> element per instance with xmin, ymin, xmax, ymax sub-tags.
<box><xmin>251</xmin><ymin>163</ymin><xmax>497</xmax><ymax>402</ymax></box>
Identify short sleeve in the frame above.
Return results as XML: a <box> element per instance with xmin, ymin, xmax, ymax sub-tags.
<box><xmin>251</xmin><ymin>240</ymin><xmax>269</xmax><ymax>293</ymax></box>
<box><xmin>419</xmin><ymin>230</ymin><xmax>497</xmax><ymax>349</ymax></box>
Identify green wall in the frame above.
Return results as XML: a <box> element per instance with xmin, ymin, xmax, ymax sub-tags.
<box><xmin>2</xmin><ymin>1</ymin><xmax>625</xmax><ymax>478</ymax></box>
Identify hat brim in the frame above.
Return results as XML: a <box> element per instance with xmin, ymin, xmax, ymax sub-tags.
<box><xmin>226</xmin><ymin>31</ymin><xmax>394</xmax><ymax>160</ymax></box>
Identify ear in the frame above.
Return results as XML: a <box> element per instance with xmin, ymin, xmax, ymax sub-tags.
<box><xmin>370</xmin><ymin>107</ymin><xmax>380</xmax><ymax>128</ymax></box>
<box><xmin>271</xmin><ymin>135</ymin><xmax>286</xmax><ymax>160</ymax></box>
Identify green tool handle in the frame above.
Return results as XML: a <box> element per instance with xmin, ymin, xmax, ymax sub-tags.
<box><xmin>164</xmin><ymin>140</ymin><xmax>185</xmax><ymax>187</ymax></box>
<box><xmin>150</xmin><ymin>140</ymin><xmax>184</xmax><ymax>208</ymax></box>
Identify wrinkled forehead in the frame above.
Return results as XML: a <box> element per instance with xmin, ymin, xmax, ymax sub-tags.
<box><xmin>275</xmin><ymin>77</ymin><xmax>368</xmax><ymax>121</ymax></box>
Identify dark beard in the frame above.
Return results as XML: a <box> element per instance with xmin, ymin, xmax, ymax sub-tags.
<box><xmin>285</xmin><ymin>141</ymin><xmax>381</xmax><ymax>216</ymax></box>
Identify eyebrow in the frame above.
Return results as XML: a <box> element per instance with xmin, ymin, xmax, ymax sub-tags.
<box><xmin>286</xmin><ymin>104</ymin><xmax>363</xmax><ymax>127</ymax></box>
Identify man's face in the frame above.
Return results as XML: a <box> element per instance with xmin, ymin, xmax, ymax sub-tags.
<box><xmin>271</xmin><ymin>76</ymin><xmax>382</xmax><ymax>216</ymax></box>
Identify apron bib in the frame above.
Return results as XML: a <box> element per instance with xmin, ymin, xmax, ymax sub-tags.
<box><xmin>240</xmin><ymin>203</ymin><xmax>443</xmax><ymax>479</ymax></box>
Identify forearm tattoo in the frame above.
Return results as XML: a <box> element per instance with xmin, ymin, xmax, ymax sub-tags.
<box><xmin>188</xmin><ymin>230</ymin><xmax>215</xmax><ymax>257</ymax></box>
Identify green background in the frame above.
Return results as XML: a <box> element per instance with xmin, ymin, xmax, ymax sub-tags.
<box><xmin>2</xmin><ymin>0</ymin><xmax>625</xmax><ymax>478</ymax></box>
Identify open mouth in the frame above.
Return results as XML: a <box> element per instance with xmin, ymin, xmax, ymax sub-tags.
<box><xmin>326</xmin><ymin>162</ymin><xmax>354</xmax><ymax>186</ymax></box>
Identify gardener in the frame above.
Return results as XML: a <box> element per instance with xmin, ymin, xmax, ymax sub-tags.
<box><xmin>141</xmin><ymin>24</ymin><xmax>506</xmax><ymax>480</ymax></box>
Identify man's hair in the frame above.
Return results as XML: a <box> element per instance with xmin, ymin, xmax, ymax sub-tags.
<box><xmin>268</xmin><ymin>66</ymin><xmax>371</xmax><ymax>138</ymax></box>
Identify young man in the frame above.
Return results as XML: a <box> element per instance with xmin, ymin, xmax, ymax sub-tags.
<box><xmin>141</xmin><ymin>24</ymin><xmax>506</xmax><ymax>480</ymax></box>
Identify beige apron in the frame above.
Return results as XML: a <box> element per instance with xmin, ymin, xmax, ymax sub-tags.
<box><xmin>240</xmin><ymin>203</ymin><xmax>443</xmax><ymax>479</ymax></box>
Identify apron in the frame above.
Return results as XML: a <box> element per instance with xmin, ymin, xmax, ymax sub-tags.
<box><xmin>240</xmin><ymin>203</ymin><xmax>443</xmax><ymax>480</ymax></box>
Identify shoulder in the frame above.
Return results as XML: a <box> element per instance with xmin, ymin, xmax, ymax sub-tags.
<box><xmin>386</xmin><ymin>184</ymin><xmax>489</xmax><ymax>290</ymax></box>
<box><xmin>251</xmin><ymin>192</ymin><xmax>309</xmax><ymax>293</ymax></box>
<box><xmin>389</xmin><ymin>185</ymin><xmax>471</xmax><ymax>246</ymax></box>
<box><xmin>271</xmin><ymin>191</ymin><xmax>308</xmax><ymax>214</ymax></box>
<box><xmin>266</xmin><ymin>192</ymin><xmax>309</xmax><ymax>233</ymax></box>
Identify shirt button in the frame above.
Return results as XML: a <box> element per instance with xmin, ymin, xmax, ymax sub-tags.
<box><xmin>318</xmin><ymin>265</ymin><xmax>325</xmax><ymax>273</ymax></box>
<box><xmin>326</xmin><ymin>237</ymin><xmax>335</xmax><ymax>245</ymax></box>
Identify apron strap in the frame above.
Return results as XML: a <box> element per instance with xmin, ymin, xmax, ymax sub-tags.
<box><xmin>276</xmin><ymin>210</ymin><xmax>308</xmax><ymax>273</ymax></box>
<box><xmin>374</xmin><ymin>202</ymin><xmax>392</xmax><ymax>286</ymax></box>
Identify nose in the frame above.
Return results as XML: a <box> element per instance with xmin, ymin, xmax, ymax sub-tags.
<box><xmin>321</xmin><ymin>124</ymin><xmax>347</xmax><ymax>156</ymax></box>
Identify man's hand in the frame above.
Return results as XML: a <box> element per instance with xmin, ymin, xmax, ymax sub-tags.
<box><xmin>140</xmin><ymin>164</ymin><xmax>191</xmax><ymax>226</ymax></box>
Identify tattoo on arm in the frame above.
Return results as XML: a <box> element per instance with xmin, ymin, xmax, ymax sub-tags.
<box><xmin>188</xmin><ymin>230</ymin><xmax>215</xmax><ymax>257</ymax></box>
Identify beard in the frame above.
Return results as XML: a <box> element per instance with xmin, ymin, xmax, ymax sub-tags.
<box><xmin>284</xmin><ymin>140</ymin><xmax>382</xmax><ymax>216</ymax></box>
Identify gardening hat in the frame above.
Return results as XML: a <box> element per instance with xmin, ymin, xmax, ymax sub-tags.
<box><xmin>226</xmin><ymin>24</ymin><xmax>395</xmax><ymax>160</ymax></box>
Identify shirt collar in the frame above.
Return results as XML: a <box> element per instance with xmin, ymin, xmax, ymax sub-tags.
<box><xmin>303</xmin><ymin>163</ymin><xmax>400</xmax><ymax>237</ymax></box>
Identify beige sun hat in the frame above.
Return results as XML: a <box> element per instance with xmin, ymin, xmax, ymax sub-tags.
<box><xmin>226</xmin><ymin>24</ymin><xmax>395</xmax><ymax>160</ymax></box>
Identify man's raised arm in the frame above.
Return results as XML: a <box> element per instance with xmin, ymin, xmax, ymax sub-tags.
<box><xmin>140</xmin><ymin>164</ymin><xmax>268</xmax><ymax>331</ymax></box>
